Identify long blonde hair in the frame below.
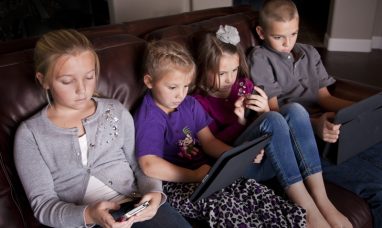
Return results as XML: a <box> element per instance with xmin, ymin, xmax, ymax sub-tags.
<box><xmin>34</xmin><ymin>29</ymin><xmax>100</xmax><ymax>89</ymax></box>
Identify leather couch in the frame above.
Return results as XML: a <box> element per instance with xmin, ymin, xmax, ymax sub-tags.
<box><xmin>0</xmin><ymin>5</ymin><xmax>379</xmax><ymax>228</ymax></box>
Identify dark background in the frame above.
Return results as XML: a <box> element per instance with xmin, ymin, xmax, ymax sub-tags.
<box><xmin>0</xmin><ymin>0</ymin><xmax>330</xmax><ymax>42</ymax></box>
<box><xmin>0</xmin><ymin>0</ymin><xmax>109</xmax><ymax>41</ymax></box>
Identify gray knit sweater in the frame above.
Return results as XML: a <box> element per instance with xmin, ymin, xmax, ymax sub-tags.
<box><xmin>14</xmin><ymin>98</ymin><xmax>163</xmax><ymax>227</ymax></box>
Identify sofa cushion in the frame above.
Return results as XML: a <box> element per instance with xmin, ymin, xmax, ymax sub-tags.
<box><xmin>325</xmin><ymin>181</ymin><xmax>373</xmax><ymax>228</ymax></box>
<box><xmin>144</xmin><ymin>13</ymin><xmax>258</xmax><ymax>56</ymax></box>
<box><xmin>91</xmin><ymin>34</ymin><xmax>147</xmax><ymax>110</ymax></box>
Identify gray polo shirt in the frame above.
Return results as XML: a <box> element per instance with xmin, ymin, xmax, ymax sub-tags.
<box><xmin>248</xmin><ymin>43</ymin><xmax>335</xmax><ymax>114</ymax></box>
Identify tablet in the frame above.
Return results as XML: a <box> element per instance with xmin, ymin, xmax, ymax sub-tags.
<box><xmin>190</xmin><ymin>134</ymin><xmax>271</xmax><ymax>202</ymax></box>
<box><xmin>323</xmin><ymin>92</ymin><xmax>382</xmax><ymax>164</ymax></box>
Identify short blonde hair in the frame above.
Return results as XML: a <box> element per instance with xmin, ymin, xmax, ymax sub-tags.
<box><xmin>259</xmin><ymin>0</ymin><xmax>299</xmax><ymax>29</ymax></box>
<box><xmin>34</xmin><ymin>29</ymin><xmax>100</xmax><ymax>87</ymax></box>
<box><xmin>144</xmin><ymin>40</ymin><xmax>196</xmax><ymax>81</ymax></box>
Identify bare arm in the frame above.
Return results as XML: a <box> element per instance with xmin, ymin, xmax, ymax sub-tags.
<box><xmin>138</xmin><ymin>155</ymin><xmax>210</xmax><ymax>183</ymax></box>
<box><xmin>317</xmin><ymin>87</ymin><xmax>354</xmax><ymax>112</ymax></box>
<box><xmin>197</xmin><ymin>126</ymin><xmax>232</xmax><ymax>159</ymax></box>
<box><xmin>268</xmin><ymin>96</ymin><xmax>280</xmax><ymax>111</ymax></box>
<box><xmin>268</xmin><ymin>95</ymin><xmax>340</xmax><ymax>143</ymax></box>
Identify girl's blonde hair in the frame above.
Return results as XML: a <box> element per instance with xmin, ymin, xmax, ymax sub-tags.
<box><xmin>144</xmin><ymin>40</ymin><xmax>196</xmax><ymax>82</ymax></box>
<box><xmin>259</xmin><ymin>0</ymin><xmax>299</xmax><ymax>29</ymax></box>
<box><xmin>34</xmin><ymin>29</ymin><xmax>100</xmax><ymax>87</ymax></box>
<box><xmin>194</xmin><ymin>32</ymin><xmax>249</xmax><ymax>94</ymax></box>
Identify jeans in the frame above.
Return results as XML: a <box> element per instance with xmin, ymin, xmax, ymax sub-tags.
<box><xmin>131</xmin><ymin>202</ymin><xmax>191</xmax><ymax>228</ymax></box>
<box><xmin>321</xmin><ymin>142</ymin><xmax>382</xmax><ymax>228</ymax></box>
<box><xmin>234</xmin><ymin>103</ymin><xmax>322</xmax><ymax>188</ymax></box>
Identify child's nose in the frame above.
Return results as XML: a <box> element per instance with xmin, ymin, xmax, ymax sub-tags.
<box><xmin>176</xmin><ymin>89</ymin><xmax>185</xmax><ymax>98</ymax></box>
<box><xmin>225</xmin><ymin>73</ymin><xmax>234</xmax><ymax>83</ymax></box>
<box><xmin>283</xmin><ymin>38</ymin><xmax>291</xmax><ymax>47</ymax></box>
<box><xmin>76</xmin><ymin>81</ymin><xmax>86</xmax><ymax>94</ymax></box>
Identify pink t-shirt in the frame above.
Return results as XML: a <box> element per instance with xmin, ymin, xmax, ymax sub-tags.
<box><xmin>194</xmin><ymin>77</ymin><xmax>254</xmax><ymax>145</ymax></box>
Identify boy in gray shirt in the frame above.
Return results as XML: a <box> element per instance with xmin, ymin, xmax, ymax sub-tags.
<box><xmin>248</xmin><ymin>0</ymin><xmax>382</xmax><ymax>227</ymax></box>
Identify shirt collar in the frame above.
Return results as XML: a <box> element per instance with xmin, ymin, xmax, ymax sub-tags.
<box><xmin>263</xmin><ymin>43</ymin><xmax>305</xmax><ymax>61</ymax></box>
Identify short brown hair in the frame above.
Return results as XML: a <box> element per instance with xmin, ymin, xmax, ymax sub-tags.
<box><xmin>259</xmin><ymin>0</ymin><xmax>299</xmax><ymax>29</ymax></box>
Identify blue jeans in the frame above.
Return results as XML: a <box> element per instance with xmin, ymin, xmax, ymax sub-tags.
<box><xmin>132</xmin><ymin>202</ymin><xmax>191</xmax><ymax>228</ymax></box>
<box><xmin>321</xmin><ymin>142</ymin><xmax>382</xmax><ymax>228</ymax></box>
<box><xmin>234</xmin><ymin>103</ymin><xmax>322</xmax><ymax>188</ymax></box>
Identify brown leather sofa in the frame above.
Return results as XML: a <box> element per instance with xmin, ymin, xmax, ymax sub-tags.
<box><xmin>0</xmin><ymin>5</ymin><xmax>379</xmax><ymax>228</ymax></box>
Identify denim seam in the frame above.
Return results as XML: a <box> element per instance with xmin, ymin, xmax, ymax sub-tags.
<box><xmin>288</xmin><ymin>125</ymin><xmax>313</xmax><ymax>177</ymax></box>
<box><xmin>261</xmin><ymin>118</ymin><xmax>302</xmax><ymax>188</ymax></box>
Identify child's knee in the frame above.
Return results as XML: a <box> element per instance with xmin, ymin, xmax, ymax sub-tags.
<box><xmin>281</xmin><ymin>102</ymin><xmax>309</xmax><ymax>118</ymax></box>
<box><xmin>261</xmin><ymin>111</ymin><xmax>289</xmax><ymax>128</ymax></box>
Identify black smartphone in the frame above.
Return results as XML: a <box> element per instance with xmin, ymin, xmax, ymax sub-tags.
<box><xmin>244</xmin><ymin>85</ymin><xmax>264</xmax><ymax>119</ymax></box>
<box><xmin>111</xmin><ymin>200</ymin><xmax>149</xmax><ymax>222</ymax></box>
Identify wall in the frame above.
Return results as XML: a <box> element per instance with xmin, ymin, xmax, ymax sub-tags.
<box><xmin>107</xmin><ymin>0</ymin><xmax>190</xmax><ymax>23</ymax></box>
<box><xmin>325</xmin><ymin>0</ymin><xmax>381</xmax><ymax>52</ymax></box>
<box><xmin>191</xmin><ymin>0</ymin><xmax>232</xmax><ymax>11</ymax></box>
<box><xmin>107</xmin><ymin>0</ymin><xmax>232</xmax><ymax>23</ymax></box>
<box><xmin>372</xmin><ymin>0</ymin><xmax>382</xmax><ymax>49</ymax></box>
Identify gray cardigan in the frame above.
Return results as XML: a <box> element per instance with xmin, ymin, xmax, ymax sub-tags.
<box><xmin>14</xmin><ymin>98</ymin><xmax>163</xmax><ymax>227</ymax></box>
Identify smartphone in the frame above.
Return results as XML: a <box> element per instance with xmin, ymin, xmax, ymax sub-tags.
<box><xmin>244</xmin><ymin>85</ymin><xmax>264</xmax><ymax>118</ymax></box>
<box><xmin>111</xmin><ymin>201</ymin><xmax>150</xmax><ymax>222</ymax></box>
<box><xmin>125</xmin><ymin>201</ymin><xmax>149</xmax><ymax>218</ymax></box>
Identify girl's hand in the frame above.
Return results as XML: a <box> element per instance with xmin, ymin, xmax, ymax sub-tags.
<box><xmin>234</xmin><ymin>96</ymin><xmax>246</xmax><ymax>125</ymax></box>
<box><xmin>314</xmin><ymin>112</ymin><xmax>341</xmax><ymax>143</ymax></box>
<box><xmin>129</xmin><ymin>192</ymin><xmax>162</xmax><ymax>224</ymax></box>
<box><xmin>85</xmin><ymin>201</ymin><xmax>127</xmax><ymax>228</ymax></box>
<box><xmin>245</xmin><ymin>86</ymin><xmax>270</xmax><ymax>114</ymax></box>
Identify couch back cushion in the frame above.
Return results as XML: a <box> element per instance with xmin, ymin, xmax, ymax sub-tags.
<box><xmin>144</xmin><ymin>13</ymin><xmax>258</xmax><ymax>55</ymax></box>
<box><xmin>122</xmin><ymin>5</ymin><xmax>254</xmax><ymax>38</ymax></box>
<box><xmin>0</xmin><ymin>33</ymin><xmax>147</xmax><ymax>227</ymax></box>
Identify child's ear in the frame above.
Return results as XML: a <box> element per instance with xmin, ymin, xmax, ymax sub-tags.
<box><xmin>36</xmin><ymin>72</ymin><xmax>49</xmax><ymax>89</ymax></box>
<box><xmin>256</xmin><ymin>26</ymin><xmax>265</xmax><ymax>40</ymax></box>
<box><xmin>143</xmin><ymin>74</ymin><xmax>153</xmax><ymax>89</ymax></box>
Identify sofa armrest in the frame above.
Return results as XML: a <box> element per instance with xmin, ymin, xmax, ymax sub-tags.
<box><xmin>329</xmin><ymin>78</ymin><xmax>381</xmax><ymax>102</ymax></box>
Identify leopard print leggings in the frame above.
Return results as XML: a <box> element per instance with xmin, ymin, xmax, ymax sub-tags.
<box><xmin>163</xmin><ymin>178</ymin><xmax>306</xmax><ymax>227</ymax></box>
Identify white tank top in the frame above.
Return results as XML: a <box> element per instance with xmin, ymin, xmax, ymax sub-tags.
<box><xmin>78</xmin><ymin>134</ymin><xmax>126</xmax><ymax>204</ymax></box>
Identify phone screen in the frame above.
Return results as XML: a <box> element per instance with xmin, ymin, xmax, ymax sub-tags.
<box><xmin>111</xmin><ymin>199</ymin><xmax>149</xmax><ymax>222</ymax></box>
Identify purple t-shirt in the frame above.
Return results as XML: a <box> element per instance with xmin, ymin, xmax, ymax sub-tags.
<box><xmin>194</xmin><ymin>77</ymin><xmax>254</xmax><ymax>145</ymax></box>
<box><xmin>134</xmin><ymin>91</ymin><xmax>212</xmax><ymax>169</ymax></box>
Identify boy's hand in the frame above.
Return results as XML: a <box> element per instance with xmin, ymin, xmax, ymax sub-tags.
<box><xmin>245</xmin><ymin>86</ymin><xmax>270</xmax><ymax>114</ymax></box>
<box><xmin>315</xmin><ymin>112</ymin><xmax>341</xmax><ymax>143</ymax></box>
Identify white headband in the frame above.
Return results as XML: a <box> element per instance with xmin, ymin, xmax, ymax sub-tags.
<box><xmin>216</xmin><ymin>25</ymin><xmax>240</xmax><ymax>45</ymax></box>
